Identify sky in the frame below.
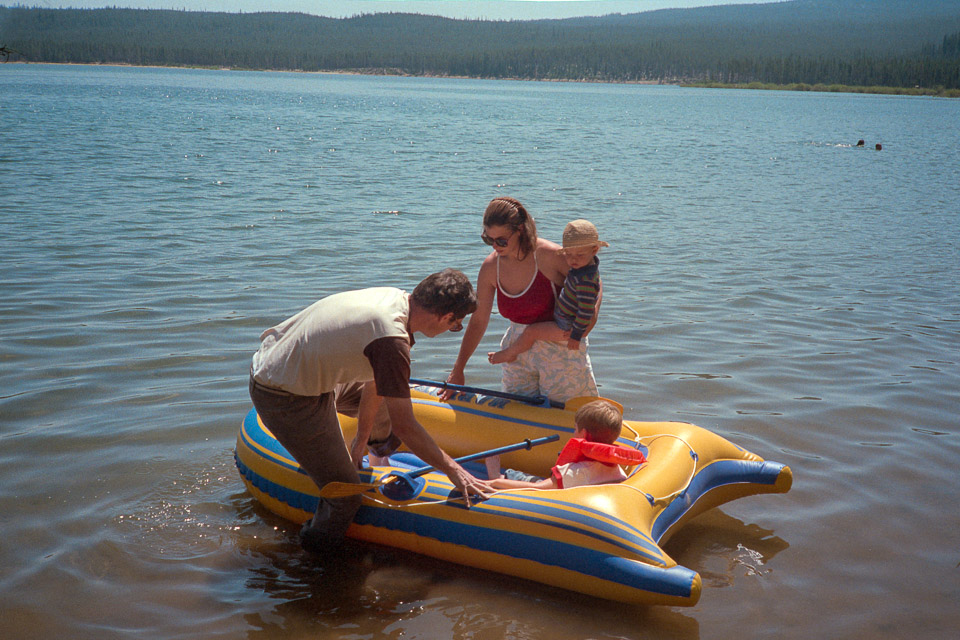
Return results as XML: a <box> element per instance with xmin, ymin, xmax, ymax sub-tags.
<box><xmin>27</xmin><ymin>1</ymin><xmax>777</xmax><ymax>21</ymax></box>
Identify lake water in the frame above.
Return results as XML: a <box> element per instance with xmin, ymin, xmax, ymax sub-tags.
<box><xmin>1</xmin><ymin>64</ymin><xmax>958</xmax><ymax>639</ymax></box>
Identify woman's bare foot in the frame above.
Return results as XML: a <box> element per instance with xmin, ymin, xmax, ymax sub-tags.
<box><xmin>488</xmin><ymin>349</ymin><xmax>518</xmax><ymax>364</ymax></box>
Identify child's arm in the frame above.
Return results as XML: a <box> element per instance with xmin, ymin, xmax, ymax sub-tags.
<box><xmin>490</xmin><ymin>476</ymin><xmax>557</xmax><ymax>490</ymax></box>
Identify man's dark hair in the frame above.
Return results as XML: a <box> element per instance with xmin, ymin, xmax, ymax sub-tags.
<box><xmin>412</xmin><ymin>269</ymin><xmax>477</xmax><ymax>319</ymax></box>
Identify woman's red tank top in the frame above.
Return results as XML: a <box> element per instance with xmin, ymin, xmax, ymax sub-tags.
<box><xmin>496</xmin><ymin>255</ymin><xmax>559</xmax><ymax>325</ymax></box>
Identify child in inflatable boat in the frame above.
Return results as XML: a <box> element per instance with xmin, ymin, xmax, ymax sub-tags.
<box><xmin>488</xmin><ymin>399</ymin><xmax>646</xmax><ymax>490</ymax></box>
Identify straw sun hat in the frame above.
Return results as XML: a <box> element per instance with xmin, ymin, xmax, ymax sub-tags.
<box><xmin>561</xmin><ymin>219</ymin><xmax>610</xmax><ymax>250</ymax></box>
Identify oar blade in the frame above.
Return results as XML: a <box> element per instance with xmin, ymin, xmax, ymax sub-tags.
<box><xmin>318</xmin><ymin>480</ymin><xmax>383</xmax><ymax>498</ymax></box>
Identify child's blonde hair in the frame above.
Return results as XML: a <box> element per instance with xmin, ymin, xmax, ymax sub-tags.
<box><xmin>574</xmin><ymin>400</ymin><xmax>623</xmax><ymax>444</ymax></box>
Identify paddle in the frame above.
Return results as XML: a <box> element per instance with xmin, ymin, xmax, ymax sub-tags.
<box><xmin>409</xmin><ymin>377</ymin><xmax>624</xmax><ymax>414</ymax></box>
<box><xmin>318</xmin><ymin>434</ymin><xmax>560</xmax><ymax>499</ymax></box>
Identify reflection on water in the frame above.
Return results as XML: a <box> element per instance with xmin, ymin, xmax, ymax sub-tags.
<box><xmin>245</xmin><ymin>536</ymin><xmax>703</xmax><ymax>639</ymax></box>
<box><xmin>667</xmin><ymin>510</ymin><xmax>790</xmax><ymax>589</ymax></box>
<box><xmin>1</xmin><ymin>64</ymin><xmax>958</xmax><ymax>639</ymax></box>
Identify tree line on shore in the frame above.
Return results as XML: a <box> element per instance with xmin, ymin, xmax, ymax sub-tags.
<box><xmin>1</xmin><ymin>2</ymin><xmax>959</xmax><ymax>91</ymax></box>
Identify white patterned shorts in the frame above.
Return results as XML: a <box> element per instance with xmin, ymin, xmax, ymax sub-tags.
<box><xmin>499</xmin><ymin>322</ymin><xmax>599</xmax><ymax>403</ymax></box>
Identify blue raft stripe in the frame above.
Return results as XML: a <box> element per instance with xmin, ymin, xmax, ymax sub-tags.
<box><xmin>412</xmin><ymin>483</ymin><xmax>665</xmax><ymax>563</ymax></box>
<box><xmin>241</xmin><ymin>408</ymin><xmax>303</xmax><ymax>474</ymax></box>
<box><xmin>354</xmin><ymin>503</ymin><xmax>698</xmax><ymax>598</ymax></box>
<box><xmin>235</xmin><ymin>451</ymin><xmax>694</xmax><ymax>598</ymax></box>
<box><xmin>235</xmin><ymin>451</ymin><xmax>315</xmax><ymax>513</ymax></box>
<box><xmin>238</xmin><ymin>444</ymin><xmax>780</xmax><ymax>563</ymax></box>
<box><xmin>651</xmin><ymin>458</ymin><xmax>786</xmax><ymax>541</ymax></box>
<box><xmin>235</xmin><ymin>444</ymin><xmax>664</xmax><ymax>564</ymax></box>
<box><xmin>241</xmin><ymin>407</ymin><xmax>376</xmax><ymax>481</ymax></box>
<box><xmin>364</xmin><ymin>452</ymin><xmax>663</xmax><ymax>559</ymax></box>
<box><xmin>243</xmin><ymin>407</ymin><xmax>780</xmax><ymax>549</ymax></box>
<box><xmin>241</xmin><ymin>408</ymin><xmax>772</xmax><ymax>557</ymax></box>
<box><xmin>402</xmin><ymin>479</ymin><xmax>664</xmax><ymax>560</ymax></box>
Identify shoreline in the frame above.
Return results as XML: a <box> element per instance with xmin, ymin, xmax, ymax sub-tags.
<box><xmin>2</xmin><ymin>61</ymin><xmax>674</xmax><ymax>85</ymax></box>
<box><xmin>331</xmin><ymin>66</ymin><xmax>673</xmax><ymax>85</ymax></box>
<box><xmin>8</xmin><ymin>61</ymin><xmax>958</xmax><ymax>97</ymax></box>
<box><xmin>683</xmin><ymin>80</ymin><xmax>960</xmax><ymax>98</ymax></box>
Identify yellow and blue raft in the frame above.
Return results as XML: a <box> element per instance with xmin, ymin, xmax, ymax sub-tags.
<box><xmin>235</xmin><ymin>386</ymin><xmax>792</xmax><ymax>607</ymax></box>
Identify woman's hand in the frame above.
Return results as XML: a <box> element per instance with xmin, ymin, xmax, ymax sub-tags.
<box><xmin>441</xmin><ymin>261</ymin><xmax>494</xmax><ymax>401</ymax></box>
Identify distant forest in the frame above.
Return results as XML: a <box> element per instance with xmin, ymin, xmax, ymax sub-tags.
<box><xmin>2</xmin><ymin>0</ymin><xmax>960</xmax><ymax>90</ymax></box>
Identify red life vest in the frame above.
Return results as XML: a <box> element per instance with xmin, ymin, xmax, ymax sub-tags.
<box><xmin>554</xmin><ymin>438</ymin><xmax>647</xmax><ymax>467</ymax></box>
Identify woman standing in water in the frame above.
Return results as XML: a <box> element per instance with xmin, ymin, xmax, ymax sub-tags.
<box><xmin>444</xmin><ymin>197</ymin><xmax>599</xmax><ymax>403</ymax></box>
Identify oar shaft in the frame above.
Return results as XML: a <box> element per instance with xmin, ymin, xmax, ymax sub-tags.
<box><xmin>410</xmin><ymin>377</ymin><xmax>564</xmax><ymax>409</ymax></box>
<box><xmin>407</xmin><ymin>434</ymin><xmax>559</xmax><ymax>478</ymax></box>
<box><xmin>318</xmin><ymin>435</ymin><xmax>561</xmax><ymax>499</ymax></box>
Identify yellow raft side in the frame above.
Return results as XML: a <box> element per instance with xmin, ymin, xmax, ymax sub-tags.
<box><xmin>235</xmin><ymin>387</ymin><xmax>792</xmax><ymax>607</ymax></box>
<box><xmin>351</xmin><ymin>521</ymin><xmax>703</xmax><ymax>607</ymax></box>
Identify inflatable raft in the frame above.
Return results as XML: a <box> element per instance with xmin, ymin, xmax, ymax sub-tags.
<box><xmin>235</xmin><ymin>385</ymin><xmax>792</xmax><ymax>606</ymax></box>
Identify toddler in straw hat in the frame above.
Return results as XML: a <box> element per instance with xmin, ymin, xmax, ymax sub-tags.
<box><xmin>488</xmin><ymin>219</ymin><xmax>608</xmax><ymax>365</ymax></box>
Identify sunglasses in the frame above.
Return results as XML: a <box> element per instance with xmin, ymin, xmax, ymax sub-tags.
<box><xmin>480</xmin><ymin>230</ymin><xmax>515</xmax><ymax>248</ymax></box>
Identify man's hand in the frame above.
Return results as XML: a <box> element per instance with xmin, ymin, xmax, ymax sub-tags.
<box><xmin>348</xmin><ymin>435</ymin><xmax>367</xmax><ymax>469</ymax></box>
<box><xmin>443</xmin><ymin>465</ymin><xmax>494</xmax><ymax>507</ymax></box>
<box><xmin>384</xmin><ymin>396</ymin><xmax>492</xmax><ymax>506</ymax></box>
